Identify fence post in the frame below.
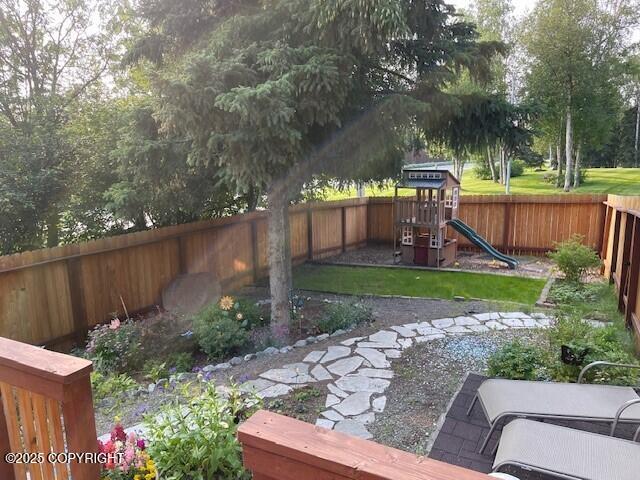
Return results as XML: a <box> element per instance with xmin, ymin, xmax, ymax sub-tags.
<box><xmin>66</xmin><ymin>257</ymin><xmax>88</xmax><ymax>345</ymax></box>
<box><xmin>0</xmin><ymin>337</ymin><xmax>99</xmax><ymax>479</ymax></box>
<box><xmin>625</xmin><ymin>217</ymin><xmax>640</xmax><ymax>328</ymax></box>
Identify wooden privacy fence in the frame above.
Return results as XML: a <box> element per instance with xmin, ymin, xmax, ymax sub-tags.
<box><xmin>238</xmin><ymin>410</ymin><xmax>492</xmax><ymax>480</ymax></box>
<box><xmin>0</xmin><ymin>194</ymin><xmax>609</xmax><ymax>348</ymax></box>
<box><xmin>0</xmin><ymin>337</ymin><xmax>99</xmax><ymax>479</ymax></box>
<box><xmin>601</xmin><ymin>195</ymin><xmax>640</xmax><ymax>346</ymax></box>
<box><xmin>0</xmin><ymin>199</ymin><xmax>368</xmax><ymax>349</ymax></box>
<box><xmin>368</xmin><ymin>194</ymin><xmax>608</xmax><ymax>254</ymax></box>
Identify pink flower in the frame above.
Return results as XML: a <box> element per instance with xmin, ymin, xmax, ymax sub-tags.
<box><xmin>136</xmin><ymin>439</ymin><xmax>146</xmax><ymax>450</ymax></box>
<box><xmin>109</xmin><ymin>318</ymin><xmax>121</xmax><ymax>330</ymax></box>
<box><xmin>111</xmin><ymin>424</ymin><xmax>126</xmax><ymax>442</ymax></box>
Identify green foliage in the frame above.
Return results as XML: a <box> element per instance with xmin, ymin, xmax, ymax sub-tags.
<box><xmin>86</xmin><ymin>320</ymin><xmax>142</xmax><ymax>374</ymax></box>
<box><xmin>143</xmin><ymin>360</ymin><xmax>169</xmax><ymax>383</ymax></box>
<box><xmin>473</xmin><ymin>162</ymin><xmax>494</xmax><ymax>180</ymax></box>
<box><xmin>548</xmin><ymin>281</ymin><xmax>604</xmax><ymax>305</ymax></box>
<box><xmin>547</xmin><ymin>316</ymin><xmax>638</xmax><ymax>385</ymax></box>
<box><xmin>91</xmin><ymin>372</ymin><xmax>138</xmax><ymax>401</ymax></box>
<box><xmin>314</xmin><ymin>301</ymin><xmax>372</xmax><ymax>334</ymax></box>
<box><xmin>548</xmin><ymin>235</ymin><xmax>601</xmax><ymax>282</ymax></box>
<box><xmin>193</xmin><ymin>305</ymin><xmax>249</xmax><ymax>359</ymax></box>
<box><xmin>144</xmin><ymin>385</ymin><xmax>260</xmax><ymax>480</ymax></box>
<box><xmin>167</xmin><ymin>352</ymin><xmax>195</xmax><ymax>373</ymax></box>
<box><xmin>509</xmin><ymin>160</ymin><xmax>525</xmax><ymax>178</ymax></box>
<box><xmin>487</xmin><ymin>340</ymin><xmax>548</xmax><ymax>380</ymax></box>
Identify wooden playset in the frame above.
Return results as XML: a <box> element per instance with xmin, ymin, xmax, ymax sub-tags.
<box><xmin>393</xmin><ymin>166</ymin><xmax>461</xmax><ymax>267</ymax></box>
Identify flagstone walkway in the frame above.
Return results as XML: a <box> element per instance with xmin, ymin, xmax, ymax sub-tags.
<box><xmin>241</xmin><ymin>311</ymin><xmax>552</xmax><ymax>440</ymax></box>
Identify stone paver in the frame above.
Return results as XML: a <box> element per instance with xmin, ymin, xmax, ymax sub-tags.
<box><xmin>432</xmin><ymin>318</ymin><xmax>454</xmax><ymax>329</ymax></box>
<box><xmin>358</xmin><ymin>368</ymin><xmax>394</xmax><ymax>379</ymax></box>
<box><xmin>320</xmin><ymin>346</ymin><xmax>352</xmax><ymax>364</ymax></box>
<box><xmin>334</xmin><ymin>419</ymin><xmax>373</xmax><ymax>439</ymax></box>
<box><xmin>390</xmin><ymin>325</ymin><xmax>417</xmax><ymax>338</ymax></box>
<box><xmin>355</xmin><ymin>348</ymin><xmax>391</xmax><ymax>369</ymax></box>
<box><xmin>335</xmin><ymin>375</ymin><xmax>390</xmax><ymax>394</ymax></box>
<box><xmin>303</xmin><ymin>351</ymin><xmax>326</xmax><ymax>363</ymax></box>
<box><xmin>372</xmin><ymin>396</ymin><xmax>387</xmax><ymax>413</ymax></box>
<box><xmin>454</xmin><ymin>316</ymin><xmax>480</xmax><ymax>326</ymax></box>
<box><xmin>326</xmin><ymin>356</ymin><xmax>364</xmax><ymax>376</ymax></box>
<box><xmin>311</xmin><ymin>364</ymin><xmax>333</xmax><ymax>381</ymax></box>
<box><xmin>334</xmin><ymin>391</ymin><xmax>373</xmax><ymax>416</ymax></box>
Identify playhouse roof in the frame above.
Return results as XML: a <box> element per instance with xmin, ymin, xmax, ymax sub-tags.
<box><xmin>397</xmin><ymin>167</ymin><xmax>460</xmax><ymax>190</ymax></box>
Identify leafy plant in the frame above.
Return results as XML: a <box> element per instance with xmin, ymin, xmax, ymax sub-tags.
<box><xmin>487</xmin><ymin>340</ymin><xmax>548</xmax><ymax>380</ymax></box>
<box><xmin>167</xmin><ymin>352</ymin><xmax>195</xmax><ymax>373</ymax></box>
<box><xmin>510</xmin><ymin>159</ymin><xmax>525</xmax><ymax>178</ymax></box>
<box><xmin>314</xmin><ymin>301</ymin><xmax>372</xmax><ymax>334</ymax></box>
<box><xmin>91</xmin><ymin>372</ymin><xmax>138</xmax><ymax>401</ymax></box>
<box><xmin>144</xmin><ymin>385</ymin><xmax>260</xmax><ymax>480</ymax></box>
<box><xmin>547</xmin><ymin>315</ymin><xmax>638</xmax><ymax>385</ymax></box>
<box><xmin>547</xmin><ymin>234</ymin><xmax>601</xmax><ymax>282</ymax></box>
<box><xmin>143</xmin><ymin>360</ymin><xmax>168</xmax><ymax>383</ymax></box>
<box><xmin>193</xmin><ymin>301</ymin><xmax>249</xmax><ymax>359</ymax></box>
<box><xmin>85</xmin><ymin>318</ymin><xmax>142</xmax><ymax>374</ymax></box>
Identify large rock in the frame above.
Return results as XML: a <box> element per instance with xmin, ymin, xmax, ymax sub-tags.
<box><xmin>162</xmin><ymin>273</ymin><xmax>221</xmax><ymax>316</ymax></box>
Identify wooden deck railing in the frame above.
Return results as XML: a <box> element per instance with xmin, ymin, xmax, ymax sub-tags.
<box><xmin>238</xmin><ymin>410</ymin><xmax>492</xmax><ymax>480</ymax></box>
<box><xmin>0</xmin><ymin>337</ymin><xmax>99</xmax><ymax>479</ymax></box>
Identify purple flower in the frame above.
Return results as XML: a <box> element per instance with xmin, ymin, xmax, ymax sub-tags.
<box><xmin>136</xmin><ymin>439</ymin><xmax>146</xmax><ymax>450</ymax></box>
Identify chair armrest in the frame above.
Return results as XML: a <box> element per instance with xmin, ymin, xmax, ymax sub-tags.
<box><xmin>634</xmin><ymin>425</ymin><xmax>640</xmax><ymax>442</ymax></box>
<box><xmin>611</xmin><ymin>398</ymin><xmax>640</xmax><ymax>436</ymax></box>
<box><xmin>577</xmin><ymin>361</ymin><xmax>640</xmax><ymax>384</ymax></box>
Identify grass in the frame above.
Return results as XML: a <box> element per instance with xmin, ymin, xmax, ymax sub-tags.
<box><xmin>294</xmin><ymin>264</ymin><xmax>546</xmax><ymax>305</ymax></box>
<box><xmin>324</xmin><ymin>167</ymin><xmax>640</xmax><ymax>199</ymax></box>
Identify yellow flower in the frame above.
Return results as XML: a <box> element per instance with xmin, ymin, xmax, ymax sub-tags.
<box><xmin>219</xmin><ymin>296</ymin><xmax>234</xmax><ymax>311</ymax></box>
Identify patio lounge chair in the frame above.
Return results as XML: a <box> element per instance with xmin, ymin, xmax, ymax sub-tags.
<box><xmin>467</xmin><ymin>361</ymin><xmax>640</xmax><ymax>453</ymax></box>
<box><xmin>492</xmin><ymin>419</ymin><xmax>640</xmax><ymax>480</ymax></box>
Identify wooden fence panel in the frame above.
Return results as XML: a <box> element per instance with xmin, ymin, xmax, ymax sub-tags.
<box><xmin>0</xmin><ymin>194</ymin><xmax>615</xmax><ymax>348</ymax></box>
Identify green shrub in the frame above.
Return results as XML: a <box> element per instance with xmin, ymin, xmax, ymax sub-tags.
<box><xmin>91</xmin><ymin>371</ymin><xmax>138</xmax><ymax>401</ymax></box>
<box><xmin>473</xmin><ymin>163</ymin><xmax>494</xmax><ymax>180</ymax></box>
<box><xmin>143</xmin><ymin>360</ymin><xmax>169</xmax><ymax>382</ymax></box>
<box><xmin>548</xmin><ymin>281</ymin><xmax>603</xmax><ymax>305</ymax></box>
<box><xmin>194</xmin><ymin>305</ymin><xmax>249</xmax><ymax>359</ymax></box>
<box><xmin>85</xmin><ymin>318</ymin><xmax>142</xmax><ymax>374</ymax></box>
<box><xmin>145</xmin><ymin>385</ymin><xmax>259</xmax><ymax>480</ymax></box>
<box><xmin>547</xmin><ymin>316</ymin><xmax>638</xmax><ymax>385</ymax></box>
<box><xmin>315</xmin><ymin>301</ymin><xmax>372</xmax><ymax>334</ymax></box>
<box><xmin>548</xmin><ymin>234</ymin><xmax>601</xmax><ymax>282</ymax></box>
<box><xmin>487</xmin><ymin>340</ymin><xmax>548</xmax><ymax>380</ymax></box>
<box><xmin>510</xmin><ymin>159</ymin><xmax>525</xmax><ymax>178</ymax></box>
<box><xmin>167</xmin><ymin>352</ymin><xmax>195</xmax><ymax>373</ymax></box>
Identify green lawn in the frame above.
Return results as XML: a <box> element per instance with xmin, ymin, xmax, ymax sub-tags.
<box><xmin>294</xmin><ymin>264</ymin><xmax>546</xmax><ymax>305</ymax></box>
<box><xmin>325</xmin><ymin>167</ymin><xmax>640</xmax><ymax>199</ymax></box>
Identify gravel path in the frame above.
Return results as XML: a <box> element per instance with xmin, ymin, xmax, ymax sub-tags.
<box><xmin>369</xmin><ymin>330</ymin><xmax>547</xmax><ymax>455</ymax></box>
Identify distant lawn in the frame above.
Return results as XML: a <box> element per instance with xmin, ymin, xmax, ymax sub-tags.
<box><xmin>294</xmin><ymin>264</ymin><xmax>546</xmax><ymax>305</ymax></box>
<box><xmin>324</xmin><ymin>167</ymin><xmax>640</xmax><ymax>199</ymax></box>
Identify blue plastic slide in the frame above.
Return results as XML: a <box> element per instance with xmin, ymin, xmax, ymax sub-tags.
<box><xmin>447</xmin><ymin>219</ymin><xmax>518</xmax><ymax>269</ymax></box>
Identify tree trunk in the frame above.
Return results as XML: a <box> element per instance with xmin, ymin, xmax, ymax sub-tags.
<box><xmin>548</xmin><ymin>144</ymin><xmax>555</xmax><ymax>169</ymax></box>
<box><xmin>498</xmin><ymin>145</ymin><xmax>506</xmax><ymax>185</ymax></box>
<box><xmin>564</xmin><ymin>103</ymin><xmax>573</xmax><ymax>192</ymax></box>
<box><xmin>573</xmin><ymin>143</ymin><xmax>581</xmax><ymax>188</ymax></box>
<box><xmin>267</xmin><ymin>182</ymin><xmax>292</xmax><ymax>338</ymax></box>
<box><xmin>634</xmin><ymin>96</ymin><xmax>639</xmax><ymax>168</ymax></box>
<box><xmin>45</xmin><ymin>208</ymin><xmax>59</xmax><ymax>248</ymax></box>
<box><xmin>505</xmin><ymin>154</ymin><xmax>512</xmax><ymax>194</ymax></box>
<box><xmin>556</xmin><ymin>140</ymin><xmax>564</xmax><ymax>187</ymax></box>
<box><xmin>487</xmin><ymin>146</ymin><xmax>498</xmax><ymax>182</ymax></box>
